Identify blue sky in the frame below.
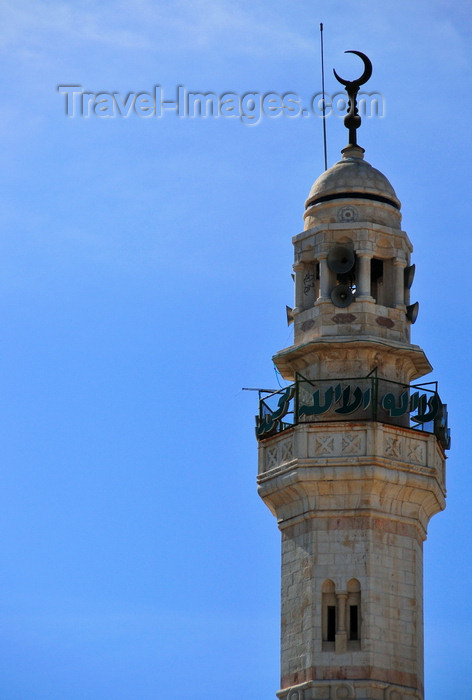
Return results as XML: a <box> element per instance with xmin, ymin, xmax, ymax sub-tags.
<box><xmin>0</xmin><ymin>1</ymin><xmax>470</xmax><ymax>698</ymax></box>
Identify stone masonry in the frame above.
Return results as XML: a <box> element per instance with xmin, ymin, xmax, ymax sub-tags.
<box><xmin>256</xmin><ymin>144</ymin><xmax>448</xmax><ymax>700</ymax></box>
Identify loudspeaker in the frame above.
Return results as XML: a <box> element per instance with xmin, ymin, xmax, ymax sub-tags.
<box><xmin>331</xmin><ymin>284</ymin><xmax>354</xmax><ymax>308</ymax></box>
<box><xmin>286</xmin><ymin>305</ymin><xmax>294</xmax><ymax>325</ymax></box>
<box><xmin>327</xmin><ymin>246</ymin><xmax>355</xmax><ymax>274</ymax></box>
<box><xmin>404</xmin><ymin>264</ymin><xmax>416</xmax><ymax>289</ymax></box>
<box><xmin>434</xmin><ymin>403</ymin><xmax>451</xmax><ymax>450</ymax></box>
<box><xmin>406</xmin><ymin>301</ymin><xmax>419</xmax><ymax>324</ymax></box>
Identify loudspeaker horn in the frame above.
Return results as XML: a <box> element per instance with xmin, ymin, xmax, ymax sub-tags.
<box><xmin>331</xmin><ymin>284</ymin><xmax>354</xmax><ymax>308</ymax></box>
<box><xmin>286</xmin><ymin>305</ymin><xmax>294</xmax><ymax>326</ymax></box>
<box><xmin>406</xmin><ymin>301</ymin><xmax>419</xmax><ymax>324</ymax></box>
<box><xmin>327</xmin><ymin>246</ymin><xmax>355</xmax><ymax>274</ymax></box>
<box><xmin>404</xmin><ymin>264</ymin><xmax>416</xmax><ymax>290</ymax></box>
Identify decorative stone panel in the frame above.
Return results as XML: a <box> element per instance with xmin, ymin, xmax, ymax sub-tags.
<box><xmin>331</xmin><ymin>684</ymin><xmax>355</xmax><ymax>700</ymax></box>
<box><xmin>309</xmin><ymin>430</ymin><xmax>366</xmax><ymax>458</ymax></box>
<box><xmin>406</xmin><ymin>439</ymin><xmax>426</xmax><ymax>466</ymax></box>
<box><xmin>384</xmin><ymin>434</ymin><xmax>402</xmax><ymax>459</ymax></box>
<box><xmin>341</xmin><ymin>432</ymin><xmax>364</xmax><ymax>455</ymax></box>
<box><xmin>313</xmin><ymin>435</ymin><xmax>336</xmax><ymax>456</ymax></box>
<box><xmin>383</xmin><ymin>430</ymin><xmax>433</xmax><ymax>472</ymax></box>
<box><xmin>281</xmin><ymin>438</ymin><xmax>294</xmax><ymax>463</ymax></box>
<box><xmin>261</xmin><ymin>434</ymin><xmax>295</xmax><ymax>474</ymax></box>
<box><xmin>267</xmin><ymin>445</ymin><xmax>278</xmax><ymax>470</ymax></box>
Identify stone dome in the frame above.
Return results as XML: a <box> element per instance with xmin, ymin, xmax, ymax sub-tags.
<box><xmin>305</xmin><ymin>146</ymin><xmax>401</xmax><ymax>211</ymax></box>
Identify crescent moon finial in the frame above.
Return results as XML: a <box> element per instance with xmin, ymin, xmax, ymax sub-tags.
<box><xmin>333</xmin><ymin>51</ymin><xmax>372</xmax><ymax>88</ymax></box>
<box><xmin>332</xmin><ymin>50</ymin><xmax>373</xmax><ymax>149</ymax></box>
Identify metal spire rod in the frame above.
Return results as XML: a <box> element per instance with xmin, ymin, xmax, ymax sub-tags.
<box><xmin>319</xmin><ymin>23</ymin><xmax>328</xmax><ymax>170</ymax></box>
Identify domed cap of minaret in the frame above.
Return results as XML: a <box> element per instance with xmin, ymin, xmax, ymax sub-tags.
<box><xmin>305</xmin><ymin>145</ymin><xmax>401</xmax><ymax>211</ymax></box>
<box><xmin>304</xmin><ymin>145</ymin><xmax>402</xmax><ymax>230</ymax></box>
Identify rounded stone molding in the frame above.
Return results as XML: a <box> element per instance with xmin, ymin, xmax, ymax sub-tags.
<box><xmin>331</xmin><ymin>682</ymin><xmax>354</xmax><ymax>699</ymax></box>
<box><xmin>384</xmin><ymin>687</ymin><xmax>402</xmax><ymax>700</ymax></box>
<box><xmin>288</xmin><ymin>688</ymin><xmax>304</xmax><ymax>700</ymax></box>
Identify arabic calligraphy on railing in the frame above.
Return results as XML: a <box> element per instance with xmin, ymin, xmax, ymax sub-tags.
<box><xmin>256</xmin><ymin>382</ymin><xmax>441</xmax><ymax>439</ymax></box>
<box><xmin>256</xmin><ymin>385</ymin><xmax>294</xmax><ymax>438</ymax></box>
<box><xmin>299</xmin><ymin>384</ymin><xmax>439</xmax><ymax>424</ymax></box>
<box><xmin>298</xmin><ymin>384</ymin><xmax>372</xmax><ymax>417</ymax></box>
<box><xmin>381</xmin><ymin>390</ymin><xmax>439</xmax><ymax>423</ymax></box>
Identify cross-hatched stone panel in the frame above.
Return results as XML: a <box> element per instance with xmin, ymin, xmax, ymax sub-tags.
<box><xmin>266</xmin><ymin>446</ymin><xmax>278</xmax><ymax>470</ymax></box>
<box><xmin>264</xmin><ymin>437</ymin><xmax>294</xmax><ymax>472</ymax></box>
<box><xmin>342</xmin><ymin>432</ymin><xmax>365</xmax><ymax>455</ymax></box>
<box><xmin>385</xmin><ymin>435</ymin><xmax>402</xmax><ymax>459</ymax></box>
<box><xmin>407</xmin><ymin>439</ymin><xmax>425</xmax><ymax>465</ymax></box>
<box><xmin>309</xmin><ymin>430</ymin><xmax>366</xmax><ymax>458</ymax></box>
<box><xmin>280</xmin><ymin>438</ymin><xmax>294</xmax><ymax>464</ymax></box>
<box><xmin>314</xmin><ymin>435</ymin><xmax>335</xmax><ymax>456</ymax></box>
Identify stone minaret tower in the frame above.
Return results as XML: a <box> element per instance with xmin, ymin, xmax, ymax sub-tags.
<box><xmin>256</xmin><ymin>53</ymin><xmax>449</xmax><ymax>700</ymax></box>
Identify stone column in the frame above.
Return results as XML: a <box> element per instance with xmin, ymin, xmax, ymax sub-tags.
<box><xmin>293</xmin><ymin>262</ymin><xmax>305</xmax><ymax>312</ymax></box>
<box><xmin>335</xmin><ymin>592</ymin><xmax>348</xmax><ymax>653</ymax></box>
<box><xmin>394</xmin><ymin>259</ymin><xmax>406</xmax><ymax>307</ymax></box>
<box><xmin>318</xmin><ymin>254</ymin><xmax>330</xmax><ymax>301</ymax></box>
<box><xmin>356</xmin><ymin>253</ymin><xmax>373</xmax><ymax>300</ymax></box>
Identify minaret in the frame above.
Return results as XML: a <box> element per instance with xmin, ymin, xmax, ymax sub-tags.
<box><xmin>256</xmin><ymin>53</ymin><xmax>449</xmax><ymax>700</ymax></box>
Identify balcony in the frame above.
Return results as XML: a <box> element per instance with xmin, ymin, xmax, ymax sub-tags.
<box><xmin>255</xmin><ymin>371</ymin><xmax>450</xmax><ymax>451</ymax></box>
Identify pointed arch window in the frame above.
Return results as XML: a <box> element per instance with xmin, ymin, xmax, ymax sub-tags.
<box><xmin>347</xmin><ymin>578</ymin><xmax>361</xmax><ymax>649</ymax></box>
<box><xmin>321</xmin><ymin>579</ymin><xmax>336</xmax><ymax>651</ymax></box>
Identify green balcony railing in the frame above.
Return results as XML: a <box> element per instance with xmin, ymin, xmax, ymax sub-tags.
<box><xmin>255</xmin><ymin>371</ymin><xmax>450</xmax><ymax>450</ymax></box>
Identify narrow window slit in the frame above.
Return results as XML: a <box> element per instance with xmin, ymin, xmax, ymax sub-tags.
<box><xmin>327</xmin><ymin>605</ymin><xmax>336</xmax><ymax>642</ymax></box>
<box><xmin>349</xmin><ymin>605</ymin><xmax>359</xmax><ymax>641</ymax></box>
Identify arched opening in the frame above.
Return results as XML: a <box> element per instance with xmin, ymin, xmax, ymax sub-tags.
<box><xmin>322</xmin><ymin>579</ymin><xmax>337</xmax><ymax>650</ymax></box>
<box><xmin>347</xmin><ymin>578</ymin><xmax>361</xmax><ymax>648</ymax></box>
